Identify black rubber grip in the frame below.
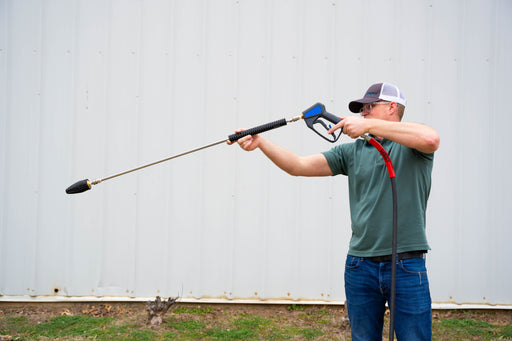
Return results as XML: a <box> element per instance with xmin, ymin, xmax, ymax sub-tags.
<box><xmin>323</xmin><ymin>111</ymin><xmax>342</xmax><ymax>124</ymax></box>
<box><xmin>228</xmin><ymin>118</ymin><xmax>287</xmax><ymax>142</ymax></box>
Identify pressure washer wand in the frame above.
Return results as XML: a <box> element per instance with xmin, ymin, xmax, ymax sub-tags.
<box><xmin>65</xmin><ymin>116</ymin><xmax>303</xmax><ymax>194</ymax></box>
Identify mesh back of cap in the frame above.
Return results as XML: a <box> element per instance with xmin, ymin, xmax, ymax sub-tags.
<box><xmin>380</xmin><ymin>83</ymin><xmax>406</xmax><ymax>106</ymax></box>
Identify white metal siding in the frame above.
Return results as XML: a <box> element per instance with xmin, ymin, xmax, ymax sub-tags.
<box><xmin>1</xmin><ymin>0</ymin><xmax>511</xmax><ymax>306</ymax></box>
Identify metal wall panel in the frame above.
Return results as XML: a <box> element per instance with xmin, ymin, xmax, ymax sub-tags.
<box><xmin>1</xmin><ymin>0</ymin><xmax>511</xmax><ymax>306</ymax></box>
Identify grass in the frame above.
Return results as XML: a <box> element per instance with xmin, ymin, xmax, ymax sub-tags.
<box><xmin>433</xmin><ymin>318</ymin><xmax>512</xmax><ymax>340</ymax></box>
<box><xmin>1</xmin><ymin>303</ymin><xmax>511</xmax><ymax>340</ymax></box>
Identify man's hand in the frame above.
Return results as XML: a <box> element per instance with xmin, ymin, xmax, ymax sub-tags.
<box><xmin>328</xmin><ymin>116</ymin><xmax>369</xmax><ymax>139</ymax></box>
<box><xmin>226</xmin><ymin>129</ymin><xmax>260</xmax><ymax>151</ymax></box>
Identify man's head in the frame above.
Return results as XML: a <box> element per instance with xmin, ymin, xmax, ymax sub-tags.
<box><xmin>349</xmin><ymin>83</ymin><xmax>406</xmax><ymax>121</ymax></box>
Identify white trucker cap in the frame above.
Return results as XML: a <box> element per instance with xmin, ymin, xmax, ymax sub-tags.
<box><xmin>349</xmin><ymin>83</ymin><xmax>406</xmax><ymax>113</ymax></box>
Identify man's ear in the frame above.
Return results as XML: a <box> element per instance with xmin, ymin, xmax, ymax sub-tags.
<box><xmin>388</xmin><ymin>101</ymin><xmax>398</xmax><ymax>118</ymax></box>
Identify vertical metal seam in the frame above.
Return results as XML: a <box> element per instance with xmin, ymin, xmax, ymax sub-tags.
<box><xmin>454</xmin><ymin>0</ymin><xmax>467</xmax><ymax>302</ymax></box>
<box><xmin>66</xmin><ymin>0</ymin><xmax>81</xmax><ymax>298</ymax></box>
<box><xmin>327</xmin><ymin>0</ymin><xmax>338</xmax><ymax>301</ymax></box>
<box><xmin>131</xmin><ymin>0</ymin><xmax>145</xmax><ymax>298</ymax></box>
<box><xmin>488</xmin><ymin>0</ymin><xmax>499</xmax><ymax>304</ymax></box>
<box><xmin>32</xmin><ymin>0</ymin><xmax>45</xmax><ymax>296</ymax></box>
<box><xmin>163</xmin><ymin>0</ymin><xmax>177</xmax><ymax>299</ymax></box>
<box><xmin>99</xmin><ymin>0</ymin><xmax>114</xmax><ymax>297</ymax></box>
<box><xmin>0</xmin><ymin>0</ymin><xmax>11</xmax><ymax>296</ymax></box>
<box><xmin>230</xmin><ymin>0</ymin><xmax>242</xmax><ymax>301</ymax></box>
<box><xmin>294</xmin><ymin>0</ymin><xmax>304</xmax><ymax>300</ymax></box>
<box><xmin>425</xmin><ymin>1</ymin><xmax>433</xmax><ymax>122</ymax></box>
<box><xmin>262</xmin><ymin>0</ymin><xmax>273</xmax><ymax>300</ymax></box>
<box><xmin>197</xmin><ymin>0</ymin><xmax>210</xmax><ymax>298</ymax></box>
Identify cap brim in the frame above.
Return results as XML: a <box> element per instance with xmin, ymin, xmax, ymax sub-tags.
<box><xmin>349</xmin><ymin>97</ymin><xmax>378</xmax><ymax>113</ymax></box>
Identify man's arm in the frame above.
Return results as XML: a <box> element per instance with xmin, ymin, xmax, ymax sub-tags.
<box><xmin>228</xmin><ymin>133</ymin><xmax>333</xmax><ymax>177</ymax></box>
<box><xmin>331</xmin><ymin>117</ymin><xmax>440</xmax><ymax>154</ymax></box>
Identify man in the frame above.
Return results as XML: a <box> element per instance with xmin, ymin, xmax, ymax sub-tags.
<box><xmin>229</xmin><ymin>83</ymin><xmax>439</xmax><ymax>340</ymax></box>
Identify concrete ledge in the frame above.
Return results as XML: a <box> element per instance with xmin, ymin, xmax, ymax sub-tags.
<box><xmin>1</xmin><ymin>295</ymin><xmax>511</xmax><ymax>310</ymax></box>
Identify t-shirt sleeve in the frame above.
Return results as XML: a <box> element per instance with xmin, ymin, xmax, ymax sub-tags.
<box><xmin>322</xmin><ymin>144</ymin><xmax>349</xmax><ymax>176</ymax></box>
<box><xmin>412</xmin><ymin>148</ymin><xmax>435</xmax><ymax>161</ymax></box>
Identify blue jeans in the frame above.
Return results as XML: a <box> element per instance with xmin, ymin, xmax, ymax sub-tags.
<box><xmin>344</xmin><ymin>255</ymin><xmax>432</xmax><ymax>341</ymax></box>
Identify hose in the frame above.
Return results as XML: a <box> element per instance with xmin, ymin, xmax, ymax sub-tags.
<box><xmin>364</xmin><ymin>135</ymin><xmax>398</xmax><ymax>340</ymax></box>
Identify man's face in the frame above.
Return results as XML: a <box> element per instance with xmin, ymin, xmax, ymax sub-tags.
<box><xmin>360</xmin><ymin>101</ymin><xmax>391</xmax><ymax>120</ymax></box>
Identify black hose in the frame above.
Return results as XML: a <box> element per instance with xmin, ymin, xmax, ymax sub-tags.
<box><xmin>365</xmin><ymin>136</ymin><xmax>397</xmax><ymax>340</ymax></box>
<box><xmin>389</xmin><ymin>176</ymin><xmax>398</xmax><ymax>340</ymax></box>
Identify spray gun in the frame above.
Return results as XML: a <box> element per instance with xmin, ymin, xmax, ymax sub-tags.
<box><xmin>66</xmin><ymin>102</ymin><xmax>343</xmax><ymax>194</ymax></box>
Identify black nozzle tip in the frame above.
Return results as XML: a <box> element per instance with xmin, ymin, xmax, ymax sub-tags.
<box><xmin>66</xmin><ymin>179</ymin><xmax>92</xmax><ymax>194</ymax></box>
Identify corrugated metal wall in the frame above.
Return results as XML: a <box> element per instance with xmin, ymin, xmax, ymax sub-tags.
<box><xmin>1</xmin><ymin>0</ymin><xmax>511</xmax><ymax>306</ymax></box>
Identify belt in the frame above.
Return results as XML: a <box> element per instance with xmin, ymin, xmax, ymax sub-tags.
<box><xmin>366</xmin><ymin>250</ymin><xmax>426</xmax><ymax>263</ymax></box>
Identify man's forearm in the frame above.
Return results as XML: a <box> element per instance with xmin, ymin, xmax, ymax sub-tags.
<box><xmin>257</xmin><ymin>137</ymin><xmax>303</xmax><ymax>175</ymax></box>
<box><xmin>257</xmin><ymin>136</ymin><xmax>332</xmax><ymax>177</ymax></box>
<box><xmin>366</xmin><ymin>120</ymin><xmax>440</xmax><ymax>154</ymax></box>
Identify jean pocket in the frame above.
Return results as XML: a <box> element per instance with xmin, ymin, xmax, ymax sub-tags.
<box><xmin>345</xmin><ymin>256</ymin><xmax>362</xmax><ymax>269</ymax></box>
<box><xmin>399</xmin><ymin>258</ymin><xmax>427</xmax><ymax>274</ymax></box>
<box><xmin>398</xmin><ymin>258</ymin><xmax>430</xmax><ymax>291</ymax></box>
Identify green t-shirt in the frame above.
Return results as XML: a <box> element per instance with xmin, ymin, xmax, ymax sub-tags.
<box><xmin>322</xmin><ymin>138</ymin><xmax>433</xmax><ymax>257</ymax></box>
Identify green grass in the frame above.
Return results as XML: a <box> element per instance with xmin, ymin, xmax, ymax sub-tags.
<box><xmin>172</xmin><ymin>306</ymin><xmax>214</xmax><ymax>315</ymax></box>
<box><xmin>1</xmin><ymin>304</ymin><xmax>511</xmax><ymax>340</ymax></box>
<box><xmin>0</xmin><ymin>308</ymin><xmax>325</xmax><ymax>340</ymax></box>
<box><xmin>31</xmin><ymin>315</ymin><xmax>113</xmax><ymax>338</ymax></box>
<box><xmin>286</xmin><ymin>304</ymin><xmax>306</xmax><ymax>312</ymax></box>
<box><xmin>433</xmin><ymin>318</ymin><xmax>512</xmax><ymax>340</ymax></box>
